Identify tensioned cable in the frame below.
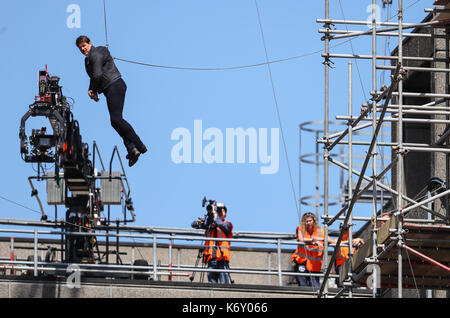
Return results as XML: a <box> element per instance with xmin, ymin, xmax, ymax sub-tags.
<box><xmin>103</xmin><ymin>0</ymin><xmax>109</xmax><ymax>48</ymax></box>
<box><xmin>113</xmin><ymin>40</ymin><xmax>353</xmax><ymax>71</ymax></box>
<box><xmin>110</xmin><ymin>1</ymin><xmax>424</xmax><ymax>72</ymax></box>
<box><xmin>0</xmin><ymin>194</ymin><xmax>42</xmax><ymax>215</ymax></box>
<box><xmin>337</xmin><ymin>0</ymin><xmax>368</xmax><ymax>101</ymax></box>
<box><xmin>405</xmin><ymin>247</ymin><xmax>420</xmax><ymax>296</ymax></box>
<box><xmin>0</xmin><ymin>191</ymin><xmax>129</xmax><ymax>233</ymax></box>
<box><xmin>101</xmin><ymin>0</ymin><xmax>354</xmax><ymax>71</ymax></box>
<box><xmin>254</xmin><ymin>0</ymin><xmax>300</xmax><ymax>219</ymax></box>
<box><xmin>0</xmin><ymin>192</ymin><xmax>91</xmax><ymax>230</ymax></box>
<box><xmin>387</xmin><ymin>0</ymin><xmax>425</xmax><ymax>22</ymax></box>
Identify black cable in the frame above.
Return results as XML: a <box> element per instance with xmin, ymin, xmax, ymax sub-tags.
<box><xmin>0</xmin><ymin>194</ymin><xmax>42</xmax><ymax>215</ymax></box>
<box><xmin>103</xmin><ymin>0</ymin><xmax>109</xmax><ymax>48</ymax></box>
<box><xmin>112</xmin><ymin>39</ymin><xmax>353</xmax><ymax>71</ymax></box>
<box><xmin>254</xmin><ymin>0</ymin><xmax>299</xmax><ymax>218</ymax></box>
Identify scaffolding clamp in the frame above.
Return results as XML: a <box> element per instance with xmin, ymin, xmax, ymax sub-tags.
<box><xmin>320</xmin><ymin>22</ymin><xmax>335</xmax><ymax>41</ymax></box>
<box><xmin>360</xmin><ymin>104</ymin><xmax>369</xmax><ymax>116</ymax></box>
<box><xmin>322</xmin><ymin>54</ymin><xmax>335</xmax><ymax>69</ymax></box>
<box><xmin>394</xmin><ymin>67</ymin><xmax>408</xmax><ymax>81</ymax></box>
<box><xmin>391</xmin><ymin>146</ymin><xmax>408</xmax><ymax>156</ymax></box>
<box><xmin>321</xmin><ymin>136</ymin><xmax>332</xmax><ymax>150</ymax></box>
<box><xmin>364</xmin><ymin>257</ymin><xmax>379</xmax><ymax>265</ymax></box>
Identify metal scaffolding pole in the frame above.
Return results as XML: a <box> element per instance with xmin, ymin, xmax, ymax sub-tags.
<box><xmin>318</xmin><ymin>60</ymin><xmax>400</xmax><ymax>297</ymax></box>
<box><xmin>395</xmin><ymin>0</ymin><xmax>404</xmax><ymax>298</ymax></box>
<box><xmin>315</xmin><ymin>0</ymin><xmax>450</xmax><ymax>297</ymax></box>
<box><xmin>347</xmin><ymin>61</ymin><xmax>354</xmax><ymax>298</ymax></box>
<box><xmin>371</xmin><ymin>0</ymin><xmax>379</xmax><ymax>298</ymax></box>
<box><xmin>323</xmin><ymin>0</ymin><xmax>330</xmax><ymax>298</ymax></box>
<box><xmin>325</xmin><ymin>19</ymin><xmax>446</xmax><ymax>41</ymax></box>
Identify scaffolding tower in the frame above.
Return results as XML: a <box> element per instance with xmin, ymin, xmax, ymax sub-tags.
<box><xmin>316</xmin><ymin>0</ymin><xmax>450</xmax><ymax>298</ymax></box>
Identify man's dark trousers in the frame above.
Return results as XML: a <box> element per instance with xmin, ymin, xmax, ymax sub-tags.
<box><xmin>103</xmin><ymin>78</ymin><xmax>144</xmax><ymax>154</ymax></box>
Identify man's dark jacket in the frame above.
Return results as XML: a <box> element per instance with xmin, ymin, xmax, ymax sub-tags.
<box><xmin>84</xmin><ymin>46</ymin><xmax>121</xmax><ymax>94</ymax></box>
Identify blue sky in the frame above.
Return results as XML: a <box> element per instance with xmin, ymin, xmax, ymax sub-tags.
<box><xmin>0</xmin><ymin>0</ymin><xmax>432</xmax><ymax>235</ymax></box>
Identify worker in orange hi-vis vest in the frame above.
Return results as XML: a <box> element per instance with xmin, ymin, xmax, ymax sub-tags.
<box><xmin>192</xmin><ymin>202</ymin><xmax>233</xmax><ymax>284</ymax></box>
<box><xmin>334</xmin><ymin>227</ymin><xmax>364</xmax><ymax>287</ymax></box>
<box><xmin>291</xmin><ymin>212</ymin><xmax>337</xmax><ymax>288</ymax></box>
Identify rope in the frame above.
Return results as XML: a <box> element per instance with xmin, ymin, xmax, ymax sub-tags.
<box><xmin>386</xmin><ymin>0</ymin><xmax>425</xmax><ymax>22</ymax></box>
<box><xmin>113</xmin><ymin>39</ymin><xmax>355</xmax><ymax>71</ymax></box>
<box><xmin>337</xmin><ymin>0</ymin><xmax>368</xmax><ymax>101</ymax></box>
<box><xmin>405</xmin><ymin>247</ymin><xmax>420</xmax><ymax>297</ymax></box>
<box><xmin>103</xmin><ymin>0</ymin><xmax>109</xmax><ymax>47</ymax></box>
<box><xmin>254</xmin><ymin>0</ymin><xmax>299</xmax><ymax>218</ymax></box>
<box><xmin>0</xmin><ymin>194</ymin><xmax>42</xmax><ymax>215</ymax></box>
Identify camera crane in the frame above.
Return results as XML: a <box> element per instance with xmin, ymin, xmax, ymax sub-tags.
<box><xmin>19</xmin><ymin>67</ymin><xmax>135</xmax><ymax>264</ymax></box>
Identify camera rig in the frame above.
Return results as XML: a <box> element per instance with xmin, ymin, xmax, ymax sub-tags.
<box><xmin>19</xmin><ymin>67</ymin><xmax>135</xmax><ymax>265</ymax></box>
<box><xmin>191</xmin><ymin>197</ymin><xmax>226</xmax><ymax>230</ymax></box>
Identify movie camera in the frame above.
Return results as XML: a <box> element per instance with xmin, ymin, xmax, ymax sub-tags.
<box><xmin>19</xmin><ymin>67</ymin><xmax>99</xmax><ymax>263</ymax></box>
<box><xmin>191</xmin><ymin>196</ymin><xmax>226</xmax><ymax>230</ymax></box>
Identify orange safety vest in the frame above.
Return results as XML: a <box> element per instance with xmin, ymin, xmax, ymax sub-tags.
<box><xmin>203</xmin><ymin>221</ymin><xmax>233</xmax><ymax>263</ymax></box>
<box><xmin>336</xmin><ymin>232</ymin><xmax>352</xmax><ymax>267</ymax></box>
<box><xmin>336</xmin><ymin>246</ymin><xmax>350</xmax><ymax>267</ymax></box>
<box><xmin>291</xmin><ymin>227</ymin><xmax>324</xmax><ymax>272</ymax></box>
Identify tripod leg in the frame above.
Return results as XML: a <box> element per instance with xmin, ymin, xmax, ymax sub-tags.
<box><xmin>189</xmin><ymin>248</ymin><xmax>203</xmax><ymax>282</ymax></box>
<box><xmin>226</xmin><ymin>263</ymin><xmax>234</xmax><ymax>284</ymax></box>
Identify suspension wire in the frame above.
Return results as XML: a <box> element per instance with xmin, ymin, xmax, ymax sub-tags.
<box><xmin>103</xmin><ymin>0</ymin><xmax>109</xmax><ymax>48</ymax></box>
<box><xmin>254</xmin><ymin>0</ymin><xmax>299</xmax><ymax>219</ymax></box>
<box><xmin>107</xmin><ymin>2</ymin><xmax>422</xmax><ymax>72</ymax></box>
<box><xmin>0</xmin><ymin>190</ymin><xmax>135</xmax><ymax>234</ymax></box>
<box><xmin>337</xmin><ymin>0</ymin><xmax>368</xmax><ymax>101</ymax></box>
<box><xmin>0</xmin><ymin>194</ymin><xmax>42</xmax><ymax>215</ymax></box>
<box><xmin>113</xmin><ymin>40</ymin><xmax>353</xmax><ymax>71</ymax></box>
<box><xmin>405</xmin><ymin>247</ymin><xmax>420</xmax><ymax>297</ymax></box>
<box><xmin>386</xmin><ymin>0</ymin><xmax>425</xmax><ymax>22</ymax></box>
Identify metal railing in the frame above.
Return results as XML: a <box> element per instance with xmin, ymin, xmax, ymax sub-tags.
<box><xmin>0</xmin><ymin>221</ymin><xmax>347</xmax><ymax>291</ymax></box>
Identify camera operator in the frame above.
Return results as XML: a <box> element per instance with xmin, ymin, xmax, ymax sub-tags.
<box><xmin>192</xmin><ymin>202</ymin><xmax>233</xmax><ymax>284</ymax></box>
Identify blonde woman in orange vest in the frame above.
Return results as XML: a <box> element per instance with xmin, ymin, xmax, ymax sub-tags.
<box><xmin>291</xmin><ymin>212</ymin><xmax>337</xmax><ymax>288</ymax></box>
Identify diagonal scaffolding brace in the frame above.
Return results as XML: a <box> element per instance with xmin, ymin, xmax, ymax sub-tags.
<box><xmin>318</xmin><ymin>63</ymin><xmax>402</xmax><ymax>297</ymax></box>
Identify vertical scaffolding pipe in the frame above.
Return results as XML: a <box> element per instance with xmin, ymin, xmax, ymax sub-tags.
<box><xmin>371</xmin><ymin>0</ymin><xmax>379</xmax><ymax>299</ymax></box>
<box><xmin>347</xmin><ymin>62</ymin><xmax>354</xmax><ymax>298</ymax></box>
<box><xmin>323</xmin><ymin>0</ymin><xmax>330</xmax><ymax>297</ymax></box>
<box><xmin>10</xmin><ymin>237</ymin><xmax>14</xmax><ymax>276</ymax></box>
<box><xmin>116</xmin><ymin>220</ymin><xmax>120</xmax><ymax>265</ymax></box>
<box><xmin>446</xmin><ymin>30</ymin><xmax>450</xmax><ymax>221</ymax></box>
<box><xmin>153</xmin><ymin>233</ymin><xmax>158</xmax><ymax>281</ymax></box>
<box><xmin>33</xmin><ymin>229</ymin><xmax>38</xmax><ymax>277</ymax></box>
<box><xmin>169</xmin><ymin>235</ymin><xmax>174</xmax><ymax>282</ymax></box>
<box><xmin>277</xmin><ymin>238</ymin><xmax>282</xmax><ymax>286</ymax></box>
<box><xmin>299</xmin><ymin>125</ymin><xmax>302</xmax><ymax>218</ymax></box>
<box><xmin>396</xmin><ymin>0</ymin><xmax>404</xmax><ymax>298</ymax></box>
<box><xmin>315</xmin><ymin>131</ymin><xmax>321</xmax><ymax>216</ymax></box>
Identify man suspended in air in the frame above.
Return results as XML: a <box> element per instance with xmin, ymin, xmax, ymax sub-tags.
<box><xmin>76</xmin><ymin>35</ymin><xmax>147</xmax><ymax>167</ymax></box>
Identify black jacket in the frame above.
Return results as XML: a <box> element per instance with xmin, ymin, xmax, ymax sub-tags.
<box><xmin>84</xmin><ymin>46</ymin><xmax>121</xmax><ymax>94</ymax></box>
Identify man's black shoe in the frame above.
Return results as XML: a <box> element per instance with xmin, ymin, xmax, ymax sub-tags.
<box><xmin>139</xmin><ymin>145</ymin><xmax>148</xmax><ymax>154</ymax></box>
<box><xmin>127</xmin><ymin>146</ymin><xmax>147</xmax><ymax>159</ymax></box>
<box><xmin>128</xmin><ymin>148</ymin><xmax>141</xmax><ymax>167</ymax></box>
